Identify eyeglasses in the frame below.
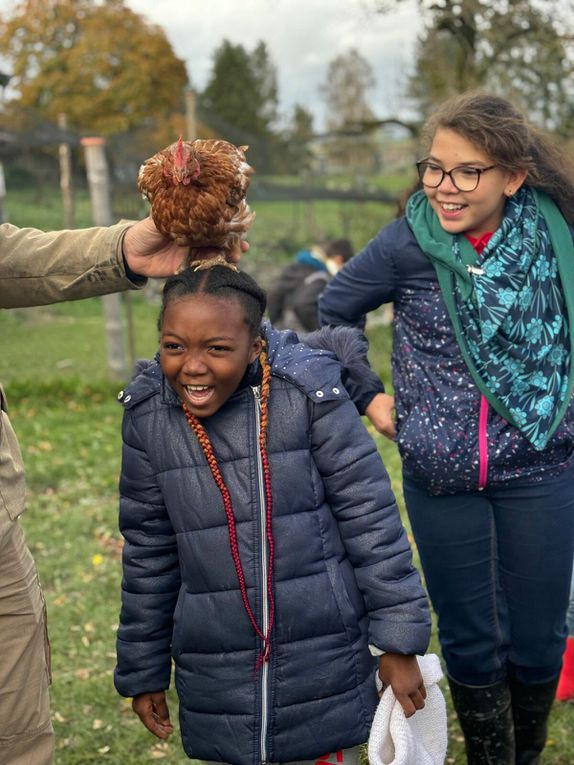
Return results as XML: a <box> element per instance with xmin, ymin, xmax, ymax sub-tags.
<box><xmin>416</xmin><ymin>161</ymin><xmax>498</xmax><ymax>192</ymax></box>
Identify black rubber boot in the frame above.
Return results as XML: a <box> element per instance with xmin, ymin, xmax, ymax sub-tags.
<box><xmin>508</xmin><ymin>676</ymin><xmax>559</xmax><ymax>765</ymax></box>
<box><xmin>448</xmin><ymin>675</ymin><xmax>515</xmax><ymax>765</ymax></box>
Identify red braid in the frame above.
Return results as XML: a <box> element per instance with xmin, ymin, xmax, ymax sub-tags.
<box><xmin>183</xmin><ymin>345</ymin><xmax>274</xmax><ymax>667</ymax></box>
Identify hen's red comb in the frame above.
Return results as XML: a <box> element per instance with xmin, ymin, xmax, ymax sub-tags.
<box><xmin>174</xmin><ymin>136</ymin><xmax>186</xmax><ymax>167</ymax></box>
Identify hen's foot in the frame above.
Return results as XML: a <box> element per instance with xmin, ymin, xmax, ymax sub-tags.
<box><xmin>188</xmin><ymin>254</ymin><xmax>239</xmax><ymax>272</ymax></box>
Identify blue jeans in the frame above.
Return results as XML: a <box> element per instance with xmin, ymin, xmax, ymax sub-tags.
<box><xmin>404</xmin><ymin>468</ymin><xmax>574</xmax><ymax>686</ymax></box>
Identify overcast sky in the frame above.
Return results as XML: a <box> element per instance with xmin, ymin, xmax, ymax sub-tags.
<box><xmin>0</xmin><ymin>0</ymin><xmax>422</xmax><ymax>129</ymax></box>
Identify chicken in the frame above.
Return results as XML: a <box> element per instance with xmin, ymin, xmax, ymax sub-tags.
<box><xmin>138</xmin><ymin>137</ymin><xmax>255</xmax><ymax>270</ymax></box>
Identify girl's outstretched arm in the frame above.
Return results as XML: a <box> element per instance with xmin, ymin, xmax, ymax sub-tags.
<box><xmin>378</xmin><ymin>653</ymin><xmax>426</xmax><ymax>717</ymax></box>
<box><xmin>132</xmin><ymin>691</ymin><xmax>174</xmax><ymax>739</ymax></box>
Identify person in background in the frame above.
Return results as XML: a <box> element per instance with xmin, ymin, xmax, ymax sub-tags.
<box><xmin>0</xmin><ymin>215</ymin><xmax>243</xmax><ymax>765</ymax></box>
<box><xmin>268</xmin><ymin>237</ymin><xmax>353</xmax><ymax>333</ymax></box>
<box><xmin>319</xmin><ymin>91</ymin><xmax>574</xmax><ymax>765</ymax></box>
<box><xmin>114</xmin><ymin>264</ymin><xmax>431</xmax><ymax>765</ymax></box>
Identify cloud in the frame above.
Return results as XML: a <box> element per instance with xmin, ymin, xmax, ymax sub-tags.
<box><xmin>0</xmin><ymin>0</ymin><xmax>422</xmax><ymax>128</ymax></box>
<box><xmin>128</xmin><ymin>0</ymin><xmax>422</xmax><ymax>126</ymax></box>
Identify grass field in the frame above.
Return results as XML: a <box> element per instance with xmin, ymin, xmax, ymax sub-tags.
<box><xmin>2</xmin><ymin>186</ymin><xmax>573</xmax><ymax>763</ymax></box>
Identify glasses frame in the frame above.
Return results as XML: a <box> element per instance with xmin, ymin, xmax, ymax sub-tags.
<box><xmin>416</xmin><ymin>161</ymin><xmax>498</xmax><ymax>192</ymax></box>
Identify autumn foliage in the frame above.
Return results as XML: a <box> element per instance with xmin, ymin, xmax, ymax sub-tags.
<box><xmin>0</xmin><ymin>0</ymin><xmax>189</xmax><ymax>136</ymax></box>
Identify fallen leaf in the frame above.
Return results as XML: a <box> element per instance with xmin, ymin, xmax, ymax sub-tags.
<box><xmin>150</xmin><ymin>742</ymin><xmax>170</xmax><ymax>759</ymax></box>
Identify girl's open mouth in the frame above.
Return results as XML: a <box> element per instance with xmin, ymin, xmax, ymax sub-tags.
<box><xmin>183</xmin><ymin>384</ymin><xmax>215</xmax><ymax>406</ymax></box>
<box><xmin>438</xmin><ymin>201</ymin><xmax>467</xmax><ymax>219</ymax></box>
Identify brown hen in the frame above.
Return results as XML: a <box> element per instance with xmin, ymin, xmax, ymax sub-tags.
<box><xmin>138</xmin><ymin>137</ymin><xmax>255</xmax><ymax>269</ymax></box>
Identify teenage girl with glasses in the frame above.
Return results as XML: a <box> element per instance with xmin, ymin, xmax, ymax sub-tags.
<box><xmin>319</xmin><ymin>91</ymin><xmax>574</xmax><ymax>765</ymax></box>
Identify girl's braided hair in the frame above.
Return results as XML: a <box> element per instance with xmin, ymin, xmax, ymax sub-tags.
<box><xmin>160</xmin><ymin>265</ymin><xmax>274</xmax><ymax>667</ymax></box>
<box><xmin>421</xmin><ymin>91</ymin><xmax>574</xmax><ymax>224</ymax></box>
<box><xmin>159</xmin><ymin>264</ymin><xmax>267</xmax><ymax>337</ymax></box>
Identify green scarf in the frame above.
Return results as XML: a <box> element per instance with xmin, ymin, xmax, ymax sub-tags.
<box><xmin>406</xmin><ymin>187</ymin><xmax>574</xmax><ymax>449</ymax></box>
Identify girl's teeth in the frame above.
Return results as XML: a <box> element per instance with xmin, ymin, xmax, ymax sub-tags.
<box><xmin>442</xmin><ymin>203</ymin><xmax>463</xmax><ymax>211</ymax></box>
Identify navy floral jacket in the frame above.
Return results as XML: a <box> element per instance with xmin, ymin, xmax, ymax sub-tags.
<box><xmin>319</xmin><ymin>217</ymin><xmax>574</xmax><ymax>494</ymax></box>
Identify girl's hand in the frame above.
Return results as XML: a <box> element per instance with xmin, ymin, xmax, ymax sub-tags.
<box><xmin>122</xmin><ymin>216</ymin><xmax>248</xmax><ymax>277</ymax></box>
<box><xmin>378</xmin><ymin>653</ymin><xmax>426</xmax><ymax>718</ymax></box>
<box><xmin>365</xmin><ymin>393</ymin><xmax>396</xmax><ymax>439</ymax></box>
<box><xmin>132</xmin><ymin>691</ymin><xmax>174</xmax><ymax>738</ymax></box>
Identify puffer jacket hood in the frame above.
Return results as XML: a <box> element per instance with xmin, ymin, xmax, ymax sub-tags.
<box><xmin>115</xmin><ymin>324</ymin><xmax>430</xmax><ymax>765</ymax></box>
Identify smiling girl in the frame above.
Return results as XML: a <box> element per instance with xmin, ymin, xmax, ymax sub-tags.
<box><xmin>319</xmin><ymin>92</ymin><xmax>574</xmax><ymax>765</ymax></box>
<box><xmin>113</xmin><ymin>265</ymin><xmax>430</xmax><ymax>765</ymax></box>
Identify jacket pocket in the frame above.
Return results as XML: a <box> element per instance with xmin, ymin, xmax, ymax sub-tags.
<box><xmin>0</xmin><ymin>385</ymin><xmax>27</xmax><ymax>522</ymax></box>
<box><xmin>395</xmin><ymin>393</ymin><xmax>428</xmax><ymax>457</ymax></box>
<box><xmin>325</xmin><ymin>557</ymin><xmax>362</xmax><ymax>644</ymax></box>
<box><xmin>170</xmin><ymin>587</ymin><xmax>186</xmax><ymax>660</ymax></box>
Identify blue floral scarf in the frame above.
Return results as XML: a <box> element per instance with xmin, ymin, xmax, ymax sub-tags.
<box><xmin>406</xmin><ymin>186</ymin><xmax>574</xmax><ymax>450</ymax></box>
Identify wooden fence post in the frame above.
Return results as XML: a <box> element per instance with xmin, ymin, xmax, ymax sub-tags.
<box><xmin>0</xmin><ymin>162</ymin><xmax>6</xmax><ymax>224</ymax></box>
<box><xmin>185</xmin><ymin>88</ymin><xmax>197</xmax><ymax>141</ymax></box>
<box><xmin>0</xmin><ymin>72</ymin><xmax>10</xmax><ymax>223</ymax></box>
<box><xmin>81</xmin><ymin>136</ymin><xmax>127</xmax><ymax>381</ymax></box>
<box><xmin>58</xmin><ymin>112</ymin><xmax>74</xmax><ymax>229</ymax></box>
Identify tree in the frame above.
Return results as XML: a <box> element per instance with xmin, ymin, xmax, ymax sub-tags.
<box><xmin>320</xmin><ymin>48</ymin><xmax>376</xmax><ymax>130</ymax></box>
<box><xmin>199</xmin><ymin>39</ymin><xmax>280</xmax><ymax>172</ymax></box>
<box><xmin>0</xmin><ymin>0</ymin><xmax>189</xmax><ymax>136</ymax></box>
<box><xmin>250</xmin><ymin>41</ymin><xmax>279</xmax><ymax>131</ymax></box>
<box><xmin>290</xmin><ymin>104</ymin><xmax>314</xmax><ymax>140</ymax></box>
<box><xmin>369</xmin><ymin>0</ymin><xmax>574</xmax><ymax>136</ymax></box>
<box><xmin>281</xmin><ymin>104</ymin><xmax>315</xmax><ymax>174</ymax></box>
<box><xmin>319</xmin><ymin>49</ymin><xmax>379</xmax><ymax>172</ymax></box>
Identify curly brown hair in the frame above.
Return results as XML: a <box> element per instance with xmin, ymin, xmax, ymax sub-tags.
<box><xmin>420</xmin><ymin>92</ymin><xmax>574</xmax><ymax>223</ymax></box>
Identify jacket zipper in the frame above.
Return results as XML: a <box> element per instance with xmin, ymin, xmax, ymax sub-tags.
<box><xmin>252</xmin><ymin>386</ymin><xmax>270</xmax><ymax>764</ymax></box>
<box><xmin>478</xmin><ymin>395</ymin><xmax>489</xmax><ymax>490</ymax></box>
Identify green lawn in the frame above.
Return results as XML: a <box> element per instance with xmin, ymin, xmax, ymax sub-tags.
<box><xmin>2</xmin><ymin>299</ymin><xmax>572</xmax><ymax>764</ymax></box>
<box><xmin>2</xmin><ymin>184</ymin><xmax>573</xmax><ymax>763</ymax></box>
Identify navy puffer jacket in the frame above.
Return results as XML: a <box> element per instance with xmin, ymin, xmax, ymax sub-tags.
<box><xmin>319</xmin><ymin>218</ymin><xmax>574</xmax><ymax>494</ymax></box>
<box><xmin>114</xmin><ymin>326</ymin><xmax>430</xmax><ymax>765</ymax></box>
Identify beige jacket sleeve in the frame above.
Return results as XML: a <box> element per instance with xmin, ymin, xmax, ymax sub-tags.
<box><xmin>0</xmin><ymin>221</ymin><xmax>145</xmax><ymax>308</ymax></box>
<box><xmin>0</xmin><ymin>220</ymin><xmax>145</xmax><ymax>531</ymax></box>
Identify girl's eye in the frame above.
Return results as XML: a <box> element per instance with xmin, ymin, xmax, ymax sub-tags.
<box><xmin>457</xmin><ymin>167</ymin><xmax>480</xmax><ymax>177</ymax></box>
<box><xmin>162</xmin><ymin>341</ymin><xmax>183</xmax><ymax>351</ymax></box>
<box><xmin>209</xmin><ymin>345</ymin><xmax>232</xmax><ymax>353</ymax></box>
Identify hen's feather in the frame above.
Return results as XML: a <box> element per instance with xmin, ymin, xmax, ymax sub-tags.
<box><xmin>138</xmin><ymin>138</ymin><xmax>255</xmax><ymax>250</ymax></box>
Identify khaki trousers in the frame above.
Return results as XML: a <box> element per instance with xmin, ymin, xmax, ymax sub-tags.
<box><xmin>0</xmin><ymin>520</ymin><xmax>53</xmax><ymax>764</ymax></box>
